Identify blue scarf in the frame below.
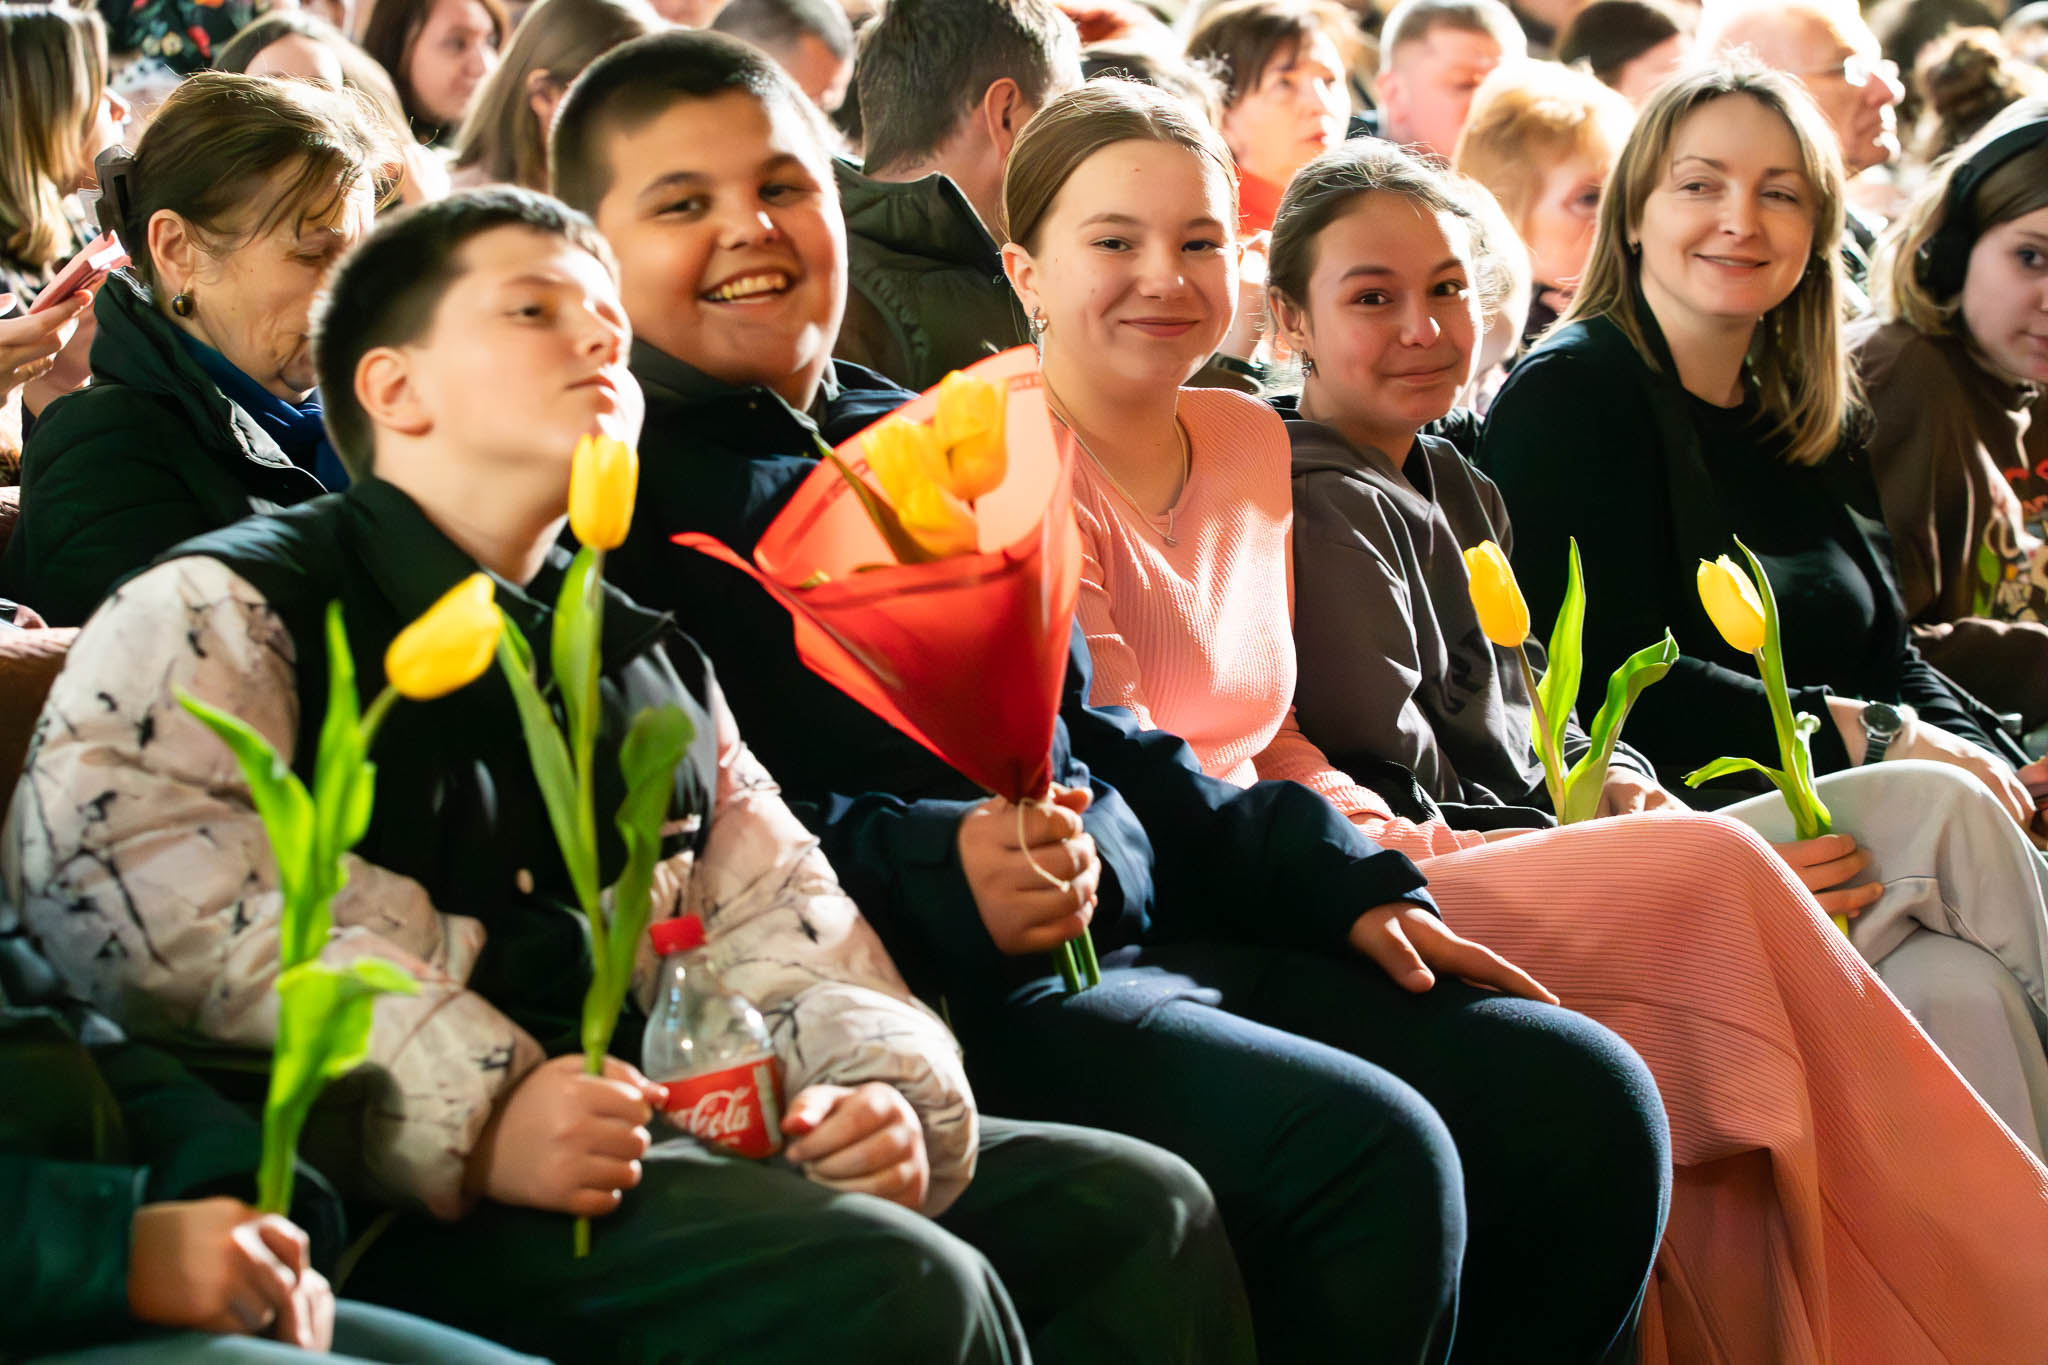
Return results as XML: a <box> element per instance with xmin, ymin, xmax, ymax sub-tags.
<box><xmin>179</xmin><ymin>334</ymin><xmax>351</xmax><ymax>491</ymax></box>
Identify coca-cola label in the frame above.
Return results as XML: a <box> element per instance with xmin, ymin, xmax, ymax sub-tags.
<box><xmin>660</xmin><ymin>1056</ymin><xmax>784</xmax><ymax>1159</ymax></box>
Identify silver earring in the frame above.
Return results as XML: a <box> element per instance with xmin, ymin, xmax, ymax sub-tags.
<box><xmin>1300</xmin><ymin>355</ymin><xmax>1317</xmax><ymax>377</ymax></box>
<box><xmin>1029</xmin><ymin>306</ymin><xmax>1046</xmax><ymax>342</ymax></box>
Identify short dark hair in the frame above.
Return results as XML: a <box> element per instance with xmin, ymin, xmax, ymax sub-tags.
<box><xmin>1556</xmin><ymin>0</ymin><xmax>1685</xmax><ymax>86</ymax></box>
<box><xmin>311</xmin><ymin>187</ymin><xmax>615</xmax><ymax>477</ymax></box>
<box><xmin>358</xmin><ymin>0</ymin><xmax>508</xmax><ymax>144</ymax></box>
<box><xmin>854</xmin><ymin>0</ymin><xmax>1080</xmax><ymax>175</ymax></box>
<box><xmin>712</xmin><ymin>0</ymin><xmax>855</xmax><ymax>62</ymax></box>
<box><xmin>549</xmin><ymin>28</ymin><xmax>830</xmax><ymax>215</ymax></box>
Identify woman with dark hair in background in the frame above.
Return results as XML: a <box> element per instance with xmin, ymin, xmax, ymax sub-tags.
<box><xmin>1186</xmin><ymin>0</ymin><xmax>1357</xmax><ymax>235</ymax></box>
<box><xmin>359</xmin><ymin>0</ymin><xmax>505</xmax><ymax>145</ymax></box>
<box><xmin>3</xmin><ymin>73</ymin><xmax>391</xmax><ymax>625</ymax></box>
<box><xmin>1909</xmin><ymin>26</ymin><xmax>2047</xmax><ymax>163</ymax></box>
<box><xmin>1555</xmin><ymin>0</ymin><xmax>1688</xmax><ymax>104</ymax></box>
<box><xmin>449</xmin><ymin>0</ymin><xmax>662</xmax><ymax>190</ymax></box>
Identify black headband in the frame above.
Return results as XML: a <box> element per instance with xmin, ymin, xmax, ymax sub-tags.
<box><xmin>1914</xmin><ymin>114</ymin><xmax>2048</xmax><ymax>298</ymax></box>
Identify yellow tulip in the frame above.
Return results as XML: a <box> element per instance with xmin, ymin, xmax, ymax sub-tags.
<box><xmin>898</xmin><ymin>479</ymin><xmax>980</xmax><ymax>558</ymax></box>
<box><xmin>385</xmin><ymin>573</ymin><xmax>502</xmax><ymax>700</ymax></box>
<box><xmin>932</xmin><ymin>372</ymin><xmax>1008</xmax><ymax>502</ymax></box>
<box><xmin>1697</xmin><ymin>555</ymin><xmax>1767</xmax><ymax>654</ymax></box>
<box><xmin>864</xmin><ymin>416</ymin><xmax>945</xmax><ymax>510</ymax></box>
<box><xmin>1463</xmin><ymin>541</ymin><xmax>1530</xmax><ymax>648</ymax></box>
<box><xmin>568</xmin><ymin>433</ymin><xmax>638</xmax><ymax>550</ymax></box>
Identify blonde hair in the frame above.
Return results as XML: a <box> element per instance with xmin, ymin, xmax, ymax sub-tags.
<box><xmin>1002</xmin><ymin>77</ymin><xmax>1237</xmax><ymax>248</ymax></box>
<box><xmin>1873</xmin><ymin>96</ymin><xmax>2048</xmax><ymax>334</ymax></box>
<box><xmin>451</xmin><ymin>0</ymin><xmax>661</xmax><ymax>190</ymax></box>
<box><xmin>1452</xmin><ymin>60</ymin><xmax>1634</xmax><ymax>234</ymax></box>
<box><xmin>0</xmin><ymin>5</ymin><xmax>107</xmax><ymax>272</ymax></box>
<box><xmin>1561</xmin><ymin>60</ymin><xmax>1854</xmax><ymax>465</ymax></box>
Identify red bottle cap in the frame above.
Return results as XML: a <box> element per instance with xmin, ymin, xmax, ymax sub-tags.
<box><xmin>649</xmin><ymin>914</ymin><xmax>706</xmax><ymax>955</ymax></box>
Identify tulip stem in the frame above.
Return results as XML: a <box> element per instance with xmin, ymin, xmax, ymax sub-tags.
<box><xmin>1519</xmin><ymin>652</ymin><xmax>1569</xmax><ymax>818</ymax></box>
<box><xmin>359</xmin><ymin>686</ymin><xmax>398</xmax><ymax>752</ymax></box>
<box><xmin>1018</xmin><ymin>797</ymin><xmax>1100</xmax><ymax>991</ymax></box>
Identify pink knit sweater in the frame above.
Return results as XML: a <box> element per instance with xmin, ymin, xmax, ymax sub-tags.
<box><xmin>1069</xmin><ymin>387</ymin><xmax>1482</xmax><ymax>860</ymax></box>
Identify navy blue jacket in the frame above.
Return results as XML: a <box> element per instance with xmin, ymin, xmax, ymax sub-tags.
<box><xmin>606</xmin><ymin>342</ymin><xmax>1434</xmax><ymax>1003</ymax></box>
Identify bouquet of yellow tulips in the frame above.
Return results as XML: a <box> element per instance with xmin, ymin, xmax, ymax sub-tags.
<box><xmin>175</xmin><ymin>577</ymin><xmax>505</xmax><ymax>1214</ymax></box>
<box><xmin>1683</xmin><ymin>541</ymin><xmax>1844</xmax><ymax>930</ymax></box>
<box><xmin>824</xmin><ymin>369</ymin><xmax>1009</xmax><ymax>563</ymax></box>
<box><xmin>674</xmin><ymin>348</ymin><xmax>1098</xmax><ymax>991</ymax></box>
<box><xmin>1464</xmin><ymin>538</ymin><xmax>1676</xmax><ymax>823</ymax></box>
<box><xmin>497</xmin><ymin>432</ymin><xmax>697</xmax><ymax>1255</ymax></box>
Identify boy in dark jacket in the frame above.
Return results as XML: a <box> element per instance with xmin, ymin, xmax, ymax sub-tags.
<box><xmin>6</xmin><ymin>189</ymin><xmax>1250</xmax><ymax>1364</ymax></box>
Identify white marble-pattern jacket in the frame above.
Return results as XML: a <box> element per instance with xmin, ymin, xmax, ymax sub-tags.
<box><xmin>2</xmin><ymin>557</ymin><xmax>977</xmax><ymax>1218</ymax></box>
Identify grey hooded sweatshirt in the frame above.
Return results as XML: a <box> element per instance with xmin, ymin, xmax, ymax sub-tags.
<box><xmin>1287</xmin><ymin>414</ymin><xmax>1650</xmax><ymax>819</ymax></box>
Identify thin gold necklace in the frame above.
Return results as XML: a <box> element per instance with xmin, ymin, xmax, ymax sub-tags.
<box><xmin>1045</xmin><ymin>388</ymin><xmax>1192</xmax><ymax>547</ymax></box>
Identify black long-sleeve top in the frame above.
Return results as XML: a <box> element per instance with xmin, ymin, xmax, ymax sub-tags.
<box><xmin>1477</xmin><ymin>308</ymin><xmax>1995</xmax><ymax>802</ymax></box>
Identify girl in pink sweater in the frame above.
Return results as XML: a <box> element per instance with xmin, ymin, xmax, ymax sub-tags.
<box><xmin>1000</xmin><ymin>76</ymin><xmax>2048</xmax><ymax>1364</ymax></box>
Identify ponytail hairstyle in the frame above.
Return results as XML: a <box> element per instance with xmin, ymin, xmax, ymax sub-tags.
<box><xmin>1561</xmin><ymin>60</ymin><xmax>1854</xmax><ymax>466</ymax></box>
<box><xmin>96</xmin><ymin>72</ymin><xmax>395</xmax><ymax>299</ymax></box>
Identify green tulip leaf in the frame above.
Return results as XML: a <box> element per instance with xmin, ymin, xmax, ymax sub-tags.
<box><xmin>552</xmin><ymin>546</ymin><xmax>604</xmax><ymax>770</ymax></box>
<box><xmin>495</xmin><ymin>616</ymin><xmax>597</xmax><ymax>911</ymax></box>
<box><xmin>605</xmin><ymin>704</ymin><xmax>695</xmax><ymax>995</ymax></box>
<box><xmin>1682</xmin><ymin>754</ymin><xmax>1782</xmax><ymax>788</ymax></box>
<box><xmin>256</xmin><ymin>956</ymin><xmax>418</xmax><ymax>1214</ymax></box>
<box><xmin>1535</xmin><ymin>537</ymin><xmax>1585</xmax><ymax>766</ymax></box>
<box><xmin>1560</xmin><ymin>630</ymin><xmax>1678</xmax><ymax>824</ymax></box>
<box><xmin>176</xmin><ymin>689</ymin><xmax>318</xmax><ymax>958</ymax></box>
<box><xmin>819</xmin><ymin>440</ymin><xmax>944</xmax><ymax>565</ymax></box>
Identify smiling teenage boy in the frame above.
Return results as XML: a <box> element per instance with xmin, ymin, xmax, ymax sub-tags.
<box><xmin>555</xmin><ymin>30</ymin><xmax>1668</xmax><ymax>1363</ymax></box>
<box><xmin>4</xmin><ymin>188</ymin><xmax>1248</xmax><ymax>1365</ymax></box>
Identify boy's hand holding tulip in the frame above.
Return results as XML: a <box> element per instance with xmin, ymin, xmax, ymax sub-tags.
<box><xmin>783</xmin><ymin>1082</ymin><xmax>931</xmax><ymax>1211</ymax></box>
<box><xmin>128</xmin><ymin>1199</ymin><xmax>332</xmax><ymax>1351</ymax></box>
<box><xmin>957</xmin><ymin>784</ymin><xmax>1100</xmax><ymax>955</ymax></box>
<box><xmin>465</xmin><ymin>1054</ymin><xmax>666</xmax><ymax>1218</ymax></box>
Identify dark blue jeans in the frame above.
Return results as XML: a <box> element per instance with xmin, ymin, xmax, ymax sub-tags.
<box><xmin>952</xmin><ymin>941</ymin><xmax>1672</xmax><ymax>1364</ymax></box>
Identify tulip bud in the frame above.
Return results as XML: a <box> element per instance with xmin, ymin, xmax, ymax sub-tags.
<box><xmin>385</xmin><ymin>573</ymin><xmax>502</xmax><ymax>700</ymax></box>
<box><xmin>932</xmin><ymin>372</ymin><xmax>1008</xmax><ymax>502</ymax></box>
<box><xmin>1697</xmin><ymin>555</ymin><xmax>1767</xmax><ymax>654</ymax></box>
<box><xmin>898</xmin><ymin>479</ymin><xmax>980</xmax><ymax>558</ymax></box>
<box><xmin>1463</xmin><ymin>541</ymin><xmax>1530</xmax><ymax>648</ymax></box>
<box><xmin>864</xmin><ymin>416</ymin><xmax>945</xmax><ymax>511</ymax></box>
<box><xmin>568</xmin><ymin>433</ymin><xmax>638</xmax><ymax>551</ymax></box>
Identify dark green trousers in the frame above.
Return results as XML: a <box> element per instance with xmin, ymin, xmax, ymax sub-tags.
<box><xmin>341</xmin><ymin>1116</ymin><xmax>1253</xmax><ymax>1365</ymax></box>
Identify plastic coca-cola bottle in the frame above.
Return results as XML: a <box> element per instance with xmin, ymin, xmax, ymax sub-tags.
<box><xmin>643</xmin><ymin>914</ymin><xmax>785</xmax><ymax>1158</ymax></box>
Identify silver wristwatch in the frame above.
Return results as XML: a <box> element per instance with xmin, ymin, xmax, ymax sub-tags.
<box><xmin>1859</xmin><ymin>701</ymin><xmax>1914</xmax><ymax>764</ymax></box>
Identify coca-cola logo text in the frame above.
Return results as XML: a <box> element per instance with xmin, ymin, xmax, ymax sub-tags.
<box><xmin>659</xmin><ymin>1057</ymin><xmax>784</xmax><ymax>1160</ymax></box>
